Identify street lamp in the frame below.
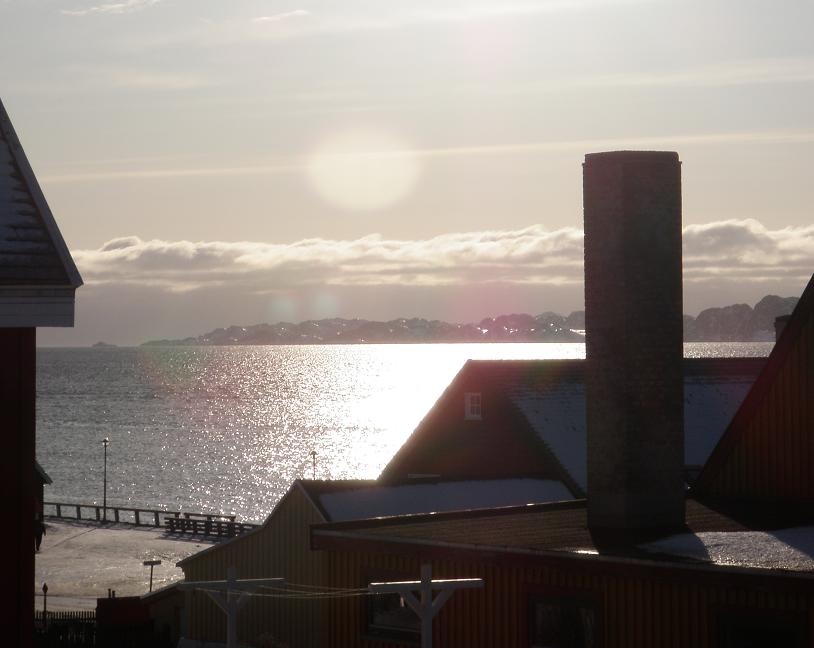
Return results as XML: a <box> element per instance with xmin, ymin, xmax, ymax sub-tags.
<box><xmin>42</xmin><ymin>582</ymin><xmax>48</xmax><ymax>631</ymax></box>
<box><xmin>143</xmin><ymin>560</ymin><xmax>161</xmax><ymax>592</ymax></box>
<box><xmin>102</xmin><ymin>437</ymin><xmax>109</xmax><ymax>522</ymax></box>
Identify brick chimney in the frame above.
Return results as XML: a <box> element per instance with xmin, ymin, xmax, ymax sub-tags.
<box><xmin>583</xmin><ymin>151</ymin><xmax>685</xmax><ymax>531</ymax></box>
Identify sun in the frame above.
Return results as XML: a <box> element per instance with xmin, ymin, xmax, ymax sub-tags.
<box><xmin>306</xmin><ymin>128</ymin><xmax>420</xmax><ymax>211</ymax></box>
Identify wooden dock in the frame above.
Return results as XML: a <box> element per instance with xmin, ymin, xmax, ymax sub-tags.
<box><xmin>44</xmin><ymin>501</ymin><xmax>259</xmax><ymax>538</ymax></box>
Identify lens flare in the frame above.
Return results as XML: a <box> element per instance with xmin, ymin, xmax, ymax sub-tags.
<box><xmin>306</xmin><ymin>128</ymin><xmax>420</xmax><ymax>211</ymax></box>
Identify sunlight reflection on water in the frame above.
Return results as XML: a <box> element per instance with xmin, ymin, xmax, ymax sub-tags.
<box><xmin>36</xmin><ymin>342</ymin><xmax>770</xmax><ymax>522</ymax></box>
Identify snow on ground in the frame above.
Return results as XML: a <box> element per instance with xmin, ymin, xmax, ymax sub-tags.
<box><xmin>35</xmin><ymin>519</ymin><xmax>220</xmax><ymax>610</ymax></box>
<box><xmin>639</xmin><ymin>526</ymin><xmax>814</xmax><ymax>571</ymax></box>
<box><xmin>319</xmin><ymin>478</ymin><xmax>573</xmax><ymax>522</ymax></box>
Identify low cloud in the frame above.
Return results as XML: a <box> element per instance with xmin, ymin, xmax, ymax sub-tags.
<box><xmin>72</xmin><ymin>219</ymin><xmax>813</xmax><ymax>293</ymax></box>
<box><xmin>62</xmin><ymin>0</ymin><xmax>160</xmax><ymax>16</ymax></box>
<box><xmin>252</xmin><ymin>10</ymin><xmax>310</xmax><ymax>24</ymax></box>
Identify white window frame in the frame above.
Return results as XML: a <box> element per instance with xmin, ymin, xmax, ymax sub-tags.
<box><xmin>464</xmin><ymin>392</ymin><xmax>482</xmax><ymax>421</ymax></box>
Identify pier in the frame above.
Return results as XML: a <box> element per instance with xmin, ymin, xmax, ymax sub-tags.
<box><xmin>44</xmin><ymin>501</ymin><xmax>259</xmax><ymax>538</ymax></box>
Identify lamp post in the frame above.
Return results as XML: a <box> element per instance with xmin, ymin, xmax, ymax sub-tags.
<box><xmin>42</xmin><ymin>583</ymin><xmax>48</xmax><ymax>631</ymax></box>
<box><xmin>102</xmin><ymin>437</ymin><xmax>109</xmax><ymax>522</ymax></box>
<box><xmin>143</xmin><ymin>559</ymin><xmax>161</xmax><ymax>592</ymax></box>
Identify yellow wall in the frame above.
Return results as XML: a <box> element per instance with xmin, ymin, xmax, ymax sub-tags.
<box><xmin>181</xmin><ymin>485</ymin><xmax>328</xmax><ymax>648</ymax></box>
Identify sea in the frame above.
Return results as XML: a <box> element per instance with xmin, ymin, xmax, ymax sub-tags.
<box><xmin>37</xmin><ymin>342</ymin><xmax>773</xmax><ymax>523</ymax></box>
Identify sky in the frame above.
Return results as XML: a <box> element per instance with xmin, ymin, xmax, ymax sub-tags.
<box><xmin>1</xmin><ymin>0</ymin><xmax>812</xmax><ymax>345</ymax></box>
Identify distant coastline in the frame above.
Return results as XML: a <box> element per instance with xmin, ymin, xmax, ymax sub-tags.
<box><xmin>142</xmin><ymin>294</ymin><xmax>798</xmax><ymax>346</ymax></box>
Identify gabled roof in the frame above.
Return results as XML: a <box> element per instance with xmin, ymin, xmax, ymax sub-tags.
<box><xmin>312</xmin><ymin>497</ymin><xmax>814</xmax><ymax>576</ymax></box>
<box><xmin>177</xmin><ymin>477</ymin><xmax>576</xmax><ymax>567</ymax></box>
<box><xmin>694</xmin><ymin>273</ymin><xmax>814</xmax><ymax>498</ymax></box>
<box><xmin>0</xmin><ymin>97</ymin><xmax>81</xmax><ymax>326</ymax></box>
<box><xmin>382</xmin><ymin>357</ymin><xmax>766</xmax><ymax>492</ymax></box>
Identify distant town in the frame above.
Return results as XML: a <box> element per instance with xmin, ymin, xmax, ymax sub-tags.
<box><xmin>140</xmin><ymin>294</ymin><xmax>798</xmax><ymax>346</ymax></box>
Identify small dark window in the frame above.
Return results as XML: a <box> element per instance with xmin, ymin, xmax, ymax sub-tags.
<box><xmin>464</xmin><ymin>392</ymin><xmax>482</xmax><ymax>420</ymax></box>
<box><xmin>367</xmin><ymin>592</ymin><xmax>419</xmax><ymax>643</ymax></box>
<box><xmin>529</xmin><ymin>595</ymin><xmax>596</xmax><ymax>648</ymax></box>
<box><xmin>718</xmin><ymin>610</ymin><xmax>806</xmax><ymax>648</ymax></box>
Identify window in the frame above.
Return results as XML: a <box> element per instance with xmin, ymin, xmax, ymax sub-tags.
<box><xmin>717</xmin><ymin>609</ymin><xmax>806</xmax><ymax>648</ymax></box>
<box><xmin>464</xmin><ymin>392</ymin><xmax>482</xmax><ymax>420</ymax></box>
<box><xmin>529</xmin><ymin>595</ymin><xmax>596</xmax><ymax>648</ymax></box>
<box><xmin>366</xmin><ymin>591</ymin><xmax>419</xmax><ymax>643</ymax></box>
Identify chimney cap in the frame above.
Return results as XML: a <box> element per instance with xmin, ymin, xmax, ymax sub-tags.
<box><xmin>584</xmin><ymin>150</ymin><xmax>679</xmax><ymax>166</ymax></box>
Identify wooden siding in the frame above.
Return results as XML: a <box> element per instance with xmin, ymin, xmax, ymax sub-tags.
<box><xmin>0</xmin><ymin>328</ymin><xmax>36</xmax><ymax>648</ymax></box>
<box><xmin>701</xmin><ymin>294</ymin><xmax>814</xmax><ymax>503</ymax></box>
<box><xmin>181</xmin><ymin>485</ymin><xmax>328</xmax><ymax>648</ymax></box>
<box><xmin>319</xmin><ymin>548</ymin><xmax>814</xmax><ymax>648</ymax></box>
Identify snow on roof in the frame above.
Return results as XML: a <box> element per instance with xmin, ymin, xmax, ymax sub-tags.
<box><xmin>510</xmin><ymin>372</ymin><xmax>760</xmax><ymax>492</ymax></box>
<box><xmin>639</xmin><ymin>526</ymin><xmax>814</xmax><ymax>572</ymax></box>
<box><xmin>318</xmin><ymin>478</ymin><xmax>573</xmax><ymax>522</ymax></box>
<box><xmin>682</xmin><ymin>375</ymin><xmax>756</xmax><ymax>466</ymax></box>
<box><xmin>511</xmin><ymin>383</ymin><xmax>587</xmax><ymax>491</ymax></box>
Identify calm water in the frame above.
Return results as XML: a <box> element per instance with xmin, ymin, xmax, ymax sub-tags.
<box><xmin>37</xmin><ymin>343</ymin><xmax>772</xmax><ymax>522</ymax></box>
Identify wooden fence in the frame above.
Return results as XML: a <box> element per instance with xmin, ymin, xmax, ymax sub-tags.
<box><xmin>34</xmin><ymin>610</ymin><xmax>95</xmax><ymax>648</ymax></box>
<box><xmin>43</xmin><ymin>501</ymin><xmax>258</xmax><ymax>537</ymax></box>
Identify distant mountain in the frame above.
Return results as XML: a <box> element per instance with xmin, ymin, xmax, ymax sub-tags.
<box><xmin>684</xmin><ymin>295</ymin><xmax>799</xmax><ymax>342</ymax></box>
<box><xmin>142</xmin><ymin>295</ymin><xmax>797</xmax><ymax>346</ymax></box>
<box><xmin>142</xmin><ymin>311</ymin><xmax>587</xmax><ymax>346</ymax></box>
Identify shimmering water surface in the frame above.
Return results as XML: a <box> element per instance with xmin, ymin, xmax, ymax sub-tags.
<box><xmin>37</xmin><ymin>343</ymin><xmax>772</xmax><ymax>522</ymax></box>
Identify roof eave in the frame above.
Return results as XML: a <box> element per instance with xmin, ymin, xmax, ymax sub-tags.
<box><xmin>310</xmin><ymin>527</ymin><xmax>814</xmax><ymax>587</ymax></box>
<box><xmin>0</xmin><ymin>286</ymin><xmax>76</xmax><ymax>327</ymax></box>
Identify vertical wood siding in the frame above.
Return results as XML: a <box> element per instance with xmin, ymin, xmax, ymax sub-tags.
<box><xmin>181</xmin><ymin>487</ymin><xmax>327</xmax><ymax>647</ymax></box>
<box><xmin>0</xmin><ymin>328</ymin><xmax>36</xmax><ymax>648</ymax></box>
<box><xmin>320</xmin><ymin>550</ymin><xmax>814</xmax><ymax>648</ymax></box>
<box><xmin>706</xmin><ymin>311</ymin><xmax>813</xmax><ymax>502</ymax></box>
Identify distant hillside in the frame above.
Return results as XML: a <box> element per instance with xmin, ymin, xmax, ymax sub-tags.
<box><xmin>142</xmin><ymin>295</ymin><xmax>798</xmax><ymax>346</ymax></box>
<box><xmin>684</xmin><ymin>295</ymin><xmax>799</xmax><ymax>342</ymax></box>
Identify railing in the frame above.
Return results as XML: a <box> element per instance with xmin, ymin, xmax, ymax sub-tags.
<box><xmin>35</xmin><ymin>609</ymin><xmax>96</xmax><ymax>627</ymax></box>
<box><xmin>43</xmin><ymin>501</ymin><xmax>258</xmax><ymax>537</ymax></box>
<box><xmin>164</xmin><ymin>516</ymin><xmax>256</xmax><ymax>537</ymax></box>
<box><xmin>34</xmin><ymin>610</ymin><xmax>96</xmax><ymax>648</ymax></box>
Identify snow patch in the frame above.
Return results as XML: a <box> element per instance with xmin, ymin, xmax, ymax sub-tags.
<box><xmin>319</xmin><ymin>479</ymin><xmax>573</xmax><ymax>522</ymax></box>
<box><xmin>639</xmin><ymin>526</ymin><xmax>814</xmax><ymax>571</ymax></box>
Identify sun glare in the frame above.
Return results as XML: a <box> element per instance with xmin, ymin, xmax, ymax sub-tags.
<box><xmin>306</xmin><ymin>128</ymin><xmax>420</xmax><ymax>211</ymax></box>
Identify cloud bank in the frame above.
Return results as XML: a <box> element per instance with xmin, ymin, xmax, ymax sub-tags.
<box><xmin>62</xmin><ymin>0</ymin><xmax>160</xmax><ymax>16</ymax></box>
<box><xmin>73</xmin><ymin>219</ymin><xmax>813</xmax><ymax>292</ymax></box>
<box><xmin>252</xmin><ymin>10</ymin><xmax>310</xmax><ymax>24</ymax></box>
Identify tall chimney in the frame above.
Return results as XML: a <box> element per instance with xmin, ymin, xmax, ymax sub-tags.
<box><xmin>583</xmin><ymin>151</ymin><xmax>685</xmax><ymax>531</ymax></box>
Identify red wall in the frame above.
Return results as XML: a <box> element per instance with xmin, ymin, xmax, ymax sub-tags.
<box><xmin>0</xmin><ymin>328</ymin><xmax>36</xmax><ymax>648</ymax></box>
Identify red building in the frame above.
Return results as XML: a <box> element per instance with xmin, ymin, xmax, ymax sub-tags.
<box><xmin>308</xmin><ymin>153</ymin><xmax>814</xmax><ymax>647</ymax></box>
<box><xmin>380</xmin><ymin>357</ymin><xmax>767</xmax><ymax>494</ymax></box>
<box><xmin>695</xmin><ymin>272</ymin><xmax>814</xmax><ymax>505</ymax></box>
<box><xmin>0</xmin><ymin>98</ymin><xmax>82</xmax><ymax>647</ymax></box>
<box><xmin>311</xmin><ymin>272</ymin><xmax>814</xmax><ymax>648</ymax></box>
